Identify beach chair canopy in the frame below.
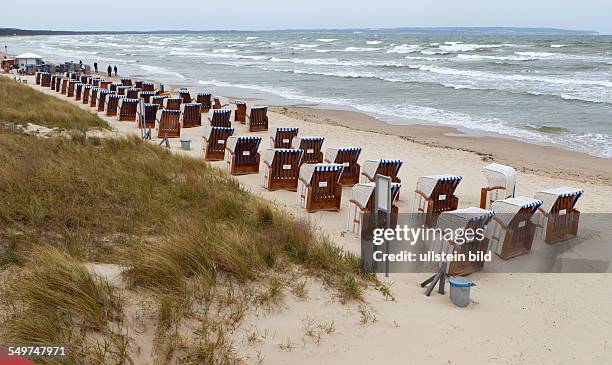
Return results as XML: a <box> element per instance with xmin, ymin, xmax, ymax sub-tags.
<box><xmin>299</xmin><ymin>163</ymin><xmax>344</xmax><ymax>185</ymax></box>
<box><xmin>209</xmin><ymin>108</ymin><xmax>232</xmax><ymax>118</ymax></box>
<box><xmin>362</xmin><ymin>159</ymin><xmax>403</xmax><ymax>179</ymax></box>
<box><xmin>292</xmin><ymin>136</ymin><xmax>324</xmax><ymax>149</ymax></box>
<box><xmin>492</xmin><ymin>196</ymin><xmax>543</xmax><ymax>227</ymax></box>
<box><xmin>535</xmin><ymin>187</ymin><xmax>583</xmax><ymax>214</ymax></box>
<box><xmin>226</xmin><ymin>136</ymin><xmax>262</xmax><ymax>154</ymax></box>
<box><xmin>416</xmin><ymin>175</ymin><xmax>462</xmax><ymax>198</ymax></box>
<box><xmin>437</xmin><ymin>207</ymin><xmax>495</xmax><ymax>232</ymax></box>
<box><xmin>483</xmin><ymin>163</ymin><xmax>517</xmax><ymax>197</ymax></box>
<box><xmin>326</xmin><ymin>147</ymin><xmax>362</xmax><ymax>164</ymax></box>
<box><xmin>351</xmin><ymin>182</ymin><xmax>402</xmax><ymax>209</ymax></box>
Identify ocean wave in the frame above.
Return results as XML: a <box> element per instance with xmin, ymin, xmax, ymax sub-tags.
<box><xmin>439</xmin><ymin>43</ymin><xmax>506</xmax><ymax>52</ymax></box>
<box><xmin>366</xmin><ymin>40</ymin><xmax>382</xmax><ymax>45</ymax></box>
<box><xmin>245</xmin><ymin>37</ymin><xmax>259</xmax><ymax>40</ymax></box>
<box><xmin>550</xmin><ymin>44</ymin><xmax>567</xmax><ymax>48</ymax></box>
<box><xmin>296</xmin><ymin>44</ymin><xmax>319</xmax><ymax>48</ymax></box>
<box><xmin>456</xmin><ymin>54</ymin><xmax>531</xmax><ymax>62</ymax></box>
<box><xmin>138</xmin><ymin>64</ymin><xmax>185</xmax><ymax>80</ymax></box>
<box><xmin>212</xmin><ymin>49</ymin><xmax>238</xmax><ymax>53</ymax></box>
<box><xmin>387</xmin><ymin>44</ymin><xmax>420</xmax><ymax>54</ymax></box>
<box><xmin>344</xmin><ymin>47</ymin><xmax>381</xmax><ymax>52</ymax></box>
<box><xmin>317</xmin><ymin>38</ymin><xmax>338</xmax><ymax>42</ymax></box>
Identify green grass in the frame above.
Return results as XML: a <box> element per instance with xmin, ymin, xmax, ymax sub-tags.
<box><xmin>0</xmin><ymin>76</ymin><xmax>107</xmax><ymax>130</ymax></box>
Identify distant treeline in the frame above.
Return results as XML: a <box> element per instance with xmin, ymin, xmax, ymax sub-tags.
<box><xmin>0</xmin><ymin>27</ymin><xmax>599</xmax><ymax>37</ymax></box>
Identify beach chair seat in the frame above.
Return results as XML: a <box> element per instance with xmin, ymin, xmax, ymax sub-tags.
<box><xmin>297</xmin><ymin>164</ymin><xmax>344</xmax><ymax>212</ymax></box>
<box><xmin>151</xmin><ymin>95</ymin><xmax>167</xmax><ymax>109</ymax></box>
<box><xmin>100</xmin><ymin>81</ymin><xmax>111</xmax><ymax>90</ymax></box>
<box><xmin>156</xmin><ymin>110</ymin><xmax>181</xmax><ymax>138</ymax></box>
<box><xmin>126</xmin><ymin>88</ymin><xmax>142</xmax><ymax>99</ymax></box>
<box><xmin>489</xmin><ymin>197</ymin><xmax>542</xmax><ymax>260</ymax></box>
<box><xmin>74</xmin><ymin>82</ymin><xmax>84</xmax><ymax>101</ymax></box>
<box><xmin>196</xmin><ymin>93</ymin><xmax>212</xmax><ymax>111</ymax></box>
<box><xmin>116</xmin><ymin>86</ymin><xmax>130</xmax><ymax>96</ymax></box>
<box><xmin>235</xmin><ymin>100</ymin><xmax>247</xmax><ymax>123</ymax></box>
<box><xmin>292</xmin><ymin>136</ymin><xmax>324</xmax><ymax>164</ymax></box>
<box><xmin>361</xmin><ymin>159</ymin><xmax>403</xmax><ymax>183</ymax></box>
<box><xmin>138</xmin><ymin>91</ymin><xmax>156</xmax><ymax>103</ymax></box>
<box><xmin>346</xmin><ymin>182</ymin><xmax>401</xmax><ymax>234</ymax></box>
<box><xmin>178</xmin><ymin>89</ymin><xmax>192</xmax><ymax>104</ymax></box>
<box><xmin>213</xmin><ymin>96</ymin><xmax>229</xmax><ymax>109</ymax></box>
<box><xmin>414</xmin><ymin>175</ymin><xmax>462</xmax><ymax>226</ymax></box>
<box><xmin>121</xmin><ymin>78</ymin><xmax>132</xmax><ymax>86</ymax></box>
<box><xmin>203</xmin><ymin>126</ymin><xmax>235</xmax><ymax>161</ymax></box>
<box><xmin>134</xmin><ymin>80</ymin><xmax>144</xmax><ymax>89</ymax></box>
<box><xmin>209</xmin><ymin>109</ymin><xmax>232</xmax><ymax>128</ymax></box>
<box><xmin>262</xmin><ymin>149</ymin><xmax>304</xmax><ymax>191</ymax></box>
<box><xmin>163</xmin><ymin>97</ymin><xmax>182</xmax><ymax>111</ymax></box>
<box><xmin>142</xmin><ymin>82</ymin><xmax>155</xmax><ymax>92</ymax></box>
<box><xmin>533</xmin><ymin>187</ymin><xmax>583</xmax><ymax>244</ymax></box>
<box><xmin>224</xmin><ymin>136</ymin><xmax>262</xmax><ymax>175</ymax></box>
<box><xmin>325</xmin><ymin>147</ymin><xmax>362</xmax><ymax>186</ymax></box>
<box><xmin>61</xmin><ymin>78</ymin><xmax>69</xmax><ymax>94</ymax></box>
<box><xmin>180</xmin><ymin>103</ymin><xmax>203</xmax><ymax>128</ymax></box>
<box><xmin>40</xmin><ymin>72</ymin><xmax>51</xmax><ymax>87</ymax></box>
<box><xmin>137</xmin><ymin>103</ymin><xmax>160</xmax><ymax>129</ymax></box>
<box><xmin>89</xmin><ymin>88</ymin><xmax>100</xmax><ymax>108</ymax></box>
<box><xmin>480</xmin><ymin>163</ymin><xmax>517</xmax><ymax>209</ymax></box>
<box><xmin>82</xmin><ymin>85</ymin><xmax>92</xmax><ymax>104</ymax></box>
<box><xmin>116</xmin><ymin>98</ymin><xmax>138</xmax><ymax>121</ymax></box>
<box><xmin>97</xmin><ymin>89</ymin><xmax>114</xmax><ymax>112</ymax></box>
<box><xmin>270</xmin><ymin>127</ymin><xmax>299</xmax><ymax>149</ymax></box>
<box><xmin>105</xmin><ymin>94</ymin><xmax>123</xmax><ymax>117</ymax></box>
<box><xmin>430</xmin><ymin>208</ymin><xmax>495</xmax><ymax>276</ymax></box>
<box><xmin>247</xmin><ymin>106</ymin><xmax>269</xmax><ymax>132</ymax></box>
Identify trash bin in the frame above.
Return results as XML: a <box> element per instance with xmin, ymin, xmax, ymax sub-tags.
<box><xmin>180</xmin><ymin>139</ymin><xmax>191</xmax><ymax>151</ymax></box>
<box><xmin>448</xmin><ymin>276</ymin><xmax>475</xmax><ymax>307</ymax></box>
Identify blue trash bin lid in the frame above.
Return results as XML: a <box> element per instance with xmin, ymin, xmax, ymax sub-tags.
<box><xmin>448</xmin><ymin>276</ymin><xmax>474</xmax><ymax>288</ymax></box>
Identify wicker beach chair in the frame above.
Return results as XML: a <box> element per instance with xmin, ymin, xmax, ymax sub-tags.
<box><xmin>235</xmin><ymin>100</ymin><xmax>247</xmax><ymax>123</ymax></box>
<box><xmin>346</xmin><ymin>182</ymin><xmax>401</xmax><ymax>234</ymax></box>
<box><xmin>80</xmin><ymin>74</ymin><xmax>88</xmax><ymax>84</ymax></box>
<box><xmin>109</xmin><ymin>83</ymin><xmax>122</xmax><ymax>92</ymax></box>
<box><xmin>297</xmin><ymin>164</ymin><xmax>344</xmax><ymax>212</ymax></box>
<box><xmin>246</xmin><ymin>106</ymin><xmax>269</xmax><ymax>132</ymax></box>
<box><xmin>35</xmin><ymin>72</ymin><xmax>42</xmax><ymax>85</ymax></box>
<box><xmin>116</xmin><ymin>98</ymin><xmax>138</xmax><ymax>121</ymax></box>
<box><xmin>209</xmin><ymin>109</ymin><xmax>232</xmax><ymax>128</ymax></box>
<box><xmin>54</xmin><ymin>76</ymin><xmax>62</xmax><ymax>92</ymax></box>
<box><xmin>138</xmin><ymin>91</ymin><xmax>156</xmax><ymax>103</ymax></box>
<box><xmin>178</xmin><ymin>89</ymin><xmax>192</xmax><ymax>104</ymax></box>
<box><xmin>262</xmin><ymin>149</ymin><xmax>304</xmax><ymax>191</ymax></box>
<box><xmin>489</xmin><ymin>197</ymin><xmax>543</xmax><ymax>259</ymax></box>
<box><xmin>89</xmin><ymin>88</ymin><xmax>100</xmax><ymax>108</ymax></box>
<box><xmin>163</xmin><ymin>97</ymin><xmax>182</xmax><ymax>111</ymax></box>
<box><xmin>137</xmin><ymin>103</ymin><xmax>160</xmax><ymax>129</ymax></box>
<box><xmin>105</xmin><ymin>94</ymin><xmax>123</xmax><ymax>117</ymax></box>
<box><xmin>121</xmin><ymin>78</ymin><xmax>132</xmax><ymax>86</ymax></box>
<box><xmin>414</xmin><ymin>175</ymin><xmax>462</xmax><ymax>226</ymax></box>
<box><xmin>116</xmin><ymin>86</ymin><xmax>130</xmax><ymax>96</ymax></box>
<box><xmin>100</xmin><ymin>81</ymin><xmax>111</xmax><ymax>90</ymax></box>
<box><xmin>82</xmin><ymin>85</ymin><xmax>92</xmax><ymax>104</ymax></box>
<box><xmin>270</xmin><ymin>127</ymin><xmax>299</xmax><ymax>149</ymax></box>
<box><xmin>156</xmin><ymin>110</ymin><xmax>181</xmax><ymax>138</ymax></box>
<box><xmin>213</xmin><ymin>96</ymin><xmax>229</xmax><ymax>109</ymax></box>
<box><xmin>142</xmin><ymin>82</ymin><xmax>155</xmax><ymax>92</ymax></box>
<box><xmin>196</xmin><ymin>93</ymin><xmax>212</xmax><ymax>112</ymax></box>
<box><xmin>50</xmin><ymin>75</ymin><xmax>58</xmax><ymax>90</ymax></box>
<box><xmin>180</xmin><ymin>103</ymin><xmax>203</xmax><ymax>128</ymax></box>
<box><xmin>97</xmin><ymin>89</ymin><xmax>114</xmax><ymax>112</ymax></box>
<box><xmin>480</xmin><ymin>163</ymin><xmax>517</xmax><ymax>209</ymax></box>
<box><xmin>74</xmin><ymin>83</ymin><xmax>84</xmax><ymax>101</ymax></box>
<box><xmin>291</xmin><ymin>136</ymin><xmax>324</xmax><ymax>164</ymax></box>
<box><xmin>41</xmin><ymin>72</ymin><xmax>51</xmax><ymax>87</ymax></box>
<box><xmin>224</xmin><ymin>136</ymin><xmax>262</xmax><ymax>175</ymax></box>
<box><xmin>325</xmin><ymin>147</ymin><xmax>362</xmax><ymax>186</ymax></box>
<box><xmin>151</xmin><ymin>95</ymin><xmax>167</xmax><ymax>109</ymax></box>
<box><xmin>360</xmin><ymin>159</ymin><xmax>403</xmax><ymax>183</ymax></box>
<box><xmin>203</xmin><ymin>126</ymin><xmax>235</xmax><ymax>161</ymax></box>
<box><xmin>91</xmin><ymin>78</ymin><xmax>100</xmax><ymax>87</ymax></box>
<box><xmin>533</xmin><ymin>187</ymin><xmax>583</xmax><ymax>244</ymax></box>
<box><xmin>430</xmin><ymin>208</ymin><xmax>495</xmax><ymax>276</ymax></box>
<box><xmin>61</xmin><ymin>78</ymin><xmax>69</xmax><ymax>94</ymax></box>
<box><xmin>134</xmin><ymin>80</ymin><xmax>144</xmax><ymax>89</ymax></box>
<box><xmin>126</xmin><ymin>88</ymin><xmax>141</xmax><ymax>99</ymax></box>
<box><xmin>67</xmin><ymin>80</ymin><xmax>78</xmax><ymax>97</ymax></box>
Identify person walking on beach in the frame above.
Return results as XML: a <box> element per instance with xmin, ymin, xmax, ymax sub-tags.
<box><xmin>107</xmin><ymin>65</ymin><xmax>112</xmax><ymax>77</ymax></box>
<box><xmin>94</xmin><ymin>62</ymin><xmax>98</xmax><ymax>73</ymax></box>
<box><xmin>113</xmin><ymin>65</ymin><xmax>117</xmax><ymax>76</ymax></box>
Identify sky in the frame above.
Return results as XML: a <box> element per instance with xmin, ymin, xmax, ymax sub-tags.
<box><xmin>4</xmin><ymin>0</ymin><xmax>611</xmax><ymax>34</ymax></box>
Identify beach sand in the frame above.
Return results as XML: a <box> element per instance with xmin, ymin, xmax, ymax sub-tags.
<box><xmin>13</xmin><ymin>73</ymin><xmax>612</xmax><ymax>364</ymax></box>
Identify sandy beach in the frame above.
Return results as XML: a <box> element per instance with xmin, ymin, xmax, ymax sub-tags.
<box><xmin>10</xmin><ymin>72</ymin><xmax>612</xmax><ymax>364</ymax></box>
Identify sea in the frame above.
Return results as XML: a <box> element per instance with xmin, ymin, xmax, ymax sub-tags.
<box><xmin>3</xmin><ymin>31</ymin><xmax>612</xmax><ymax>158</ymax></box>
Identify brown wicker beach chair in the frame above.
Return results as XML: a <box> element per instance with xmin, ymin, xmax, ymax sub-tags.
<box><xmin>156</xmin><ymin>110</ymin><xmax>181</xmax><ymax>138</ymax></box>
<box><xmin>151</xmin><ymin>95</ymin><xmax>167</xmax><ymax>109</ymax></box>
<box><xmin>213</xmin><ymin>96</ymin><xmax>228</xmax><ymax>109</ymax></box>
<box><xmin>116</xmin><ymin>86</ymin><xmax>130</xmax><ymax>96</ymax></box>
<box><xmin>246</xmin><ymin>106</ymin><xmax>268</xmax><ymax>132</ymax></box>
<box><xmin>67</xmin><ymin>80</ymin><xmax>78</xmax><ymax>97</ymax></box>
<box><xmin>137</xmin><ymin>103</ymin><xmax>160</xmax><ymax>129</ymax></box>
<box><xmin>105</xmin><ymin>94</ymin><xmax>123</xmax><ymax>117</ymax></box>
<box><xmin>489</xmin><ymin>197</ymin><xmax>542</xmax><ymax>259</ymax></box>
<box><xmin>40</xmin><ymin>72</ymin><xmax>51</xmax><ymax>87</ymax></box>
<box><xmin>346</xmin><ymin>182</ymin><xmax>401</xmax><ymax>234</ymax></box>
<box><xmin>262</xmin><ymin>149</ymin><xmax>304</xmax><ymax>191</ymax></box>
<box><xmin>97</xmin><ymin>89</ymin><xmax>114</xmax><ymax>112</ymax></box>
<box><xmin>126</xmin><ymin>88</ymin><xmax>141</xmax><ymax>99</ymax></box>
<box><xmin>121</xmin><ymin>78</ymin><xmax>132</xmax><ymax>86</ymax></box>
<box><xmin>291</xmin><ymin>136</ymin><xmax>324</xmax><ymax>164</ymax></box>
<box><xmin>203</xmin><ymin>126</ymin><xmax>235</xmax><ymax>161</ymax></box>
<box><xmin>116</xmin><ymin>98</ymin><xmax>138</xmax><ymax>121</ymax></box>
<box><xmin>224</xmin><ymin>136</ymin><xmax>262</xmax><ymax>175</ymax></box>
<box><xmin>234</xmin><ymin>100</ymin><xmax>247</xmax><ymax>123</ymax></box>
<box><xmin>180</xmin><ymin>103</ymin><xmax>202</xmax><ymax>128</ymax></box>
<box><xmin>74</xmin><ymin>83</ymin><xmax>84</xmax><ymax>101</ymax></box>
<box><xmin>178</xmin><ymin>89</ymin><xmax>192</xmax><ymax>104</ymax></box>
<box><xmin>142</xmin><ymin>82</ymin><xmax>155</xmax><ymax>92</ymax></box>
<box><xmin>100</xmin><ymin>80</ymin><xmax>111</xmax><ymax>90</ymax></box>
<box><xmin>138</xmin><ymin>91</ymin><xmax>156</xmax><ymax>103</ymax></box>
<box><xmin>91</xmin><ymin>78</ymin><xmax>100</xmax><ymax>87</ymax></box>
<box><xmin>414</xmin><ymin>175</ymin><xmax>462</xmax><ymax>227</ymax></box>
<box><xmin>35</xmin><ymin>72</ymin><xmax>42</xmax><ymax>85</ymax></box>
<box><xmin>134</xmin><ymin>80</ymin><xmax>144</xmax><ymax>89</ymax></box>
<box><xmin>297</xmin><ymin>164</ymin><xmax>344</xmax><ymax>212</ymax></box>
<box><xmin>196</xmin><ymin>93</ymin><xmax>212</xmax><ymax>112</ymax></box>
<box><xmin>208</xmin><ymin>109</ymin><xmax>232</xmax><ymax>128</ymax></box>
<box><xmin>61</xmin><ymin>78</ymin><xmax>69</xmax><ymax>94</ymax></box>
<box><xmin>82</xmin><ymin>85</ymin><xmax>92</xmax><ymax>104</ymax></box>
<box><xmin>270</xmin><ymin>127</ymin><xmax>299</xmax><ymax>149</ymax></box>
<box><xmin>324</xmin><ymin>147</ymin><xmax>362</xmax><ymax>186</ymax></box>
<box><xmin>109</xmin><ymin>83</ymin><xmax>122</xmax><ymax>93</ymax></box>
<box><xmin>163</xmin><ymin>97</ymin><xmax>182</xmax><ymax>111</ymax></box>
<box><xmin>360</xmin><ymin>159</ymin><xmax>403</xmax><ymax>184</ymax></box>
<box><xmin>80</xmin><ymin>74</ymin><xmax>88</xmax><ymax>83</ymax></box>
<box><xmin>534</xmin><ymin>187</ymin><xmax>583</xmax><ymax>244</ymax></box>
<box><xmin>89</xmin><ymin>88</ymin><xmax>100</xmax><ymax>108</ymax></box>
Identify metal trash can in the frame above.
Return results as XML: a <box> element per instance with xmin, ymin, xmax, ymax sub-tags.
<box><xmin>448</xmin><ymin>276</ymin><xmax>475</xmax><ymax>307</ymax></box>
<box><xmin>180</xmin><ymin>139</ymin><xmax>191</xmax><ymax>151</ymax></box>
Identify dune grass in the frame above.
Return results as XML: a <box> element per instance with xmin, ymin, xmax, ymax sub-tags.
<box><xmin>0</xmin><ymin>76</ymin><xmax>107</xmax><ymax>130</ymax></box>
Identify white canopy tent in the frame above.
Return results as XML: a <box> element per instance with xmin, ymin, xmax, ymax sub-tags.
<box><xmin>15</xmin><ymin>52</ymin><xmax>43</xmax><ymax>67</ymax></box>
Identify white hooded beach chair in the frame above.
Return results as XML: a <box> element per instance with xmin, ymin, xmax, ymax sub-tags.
<box><xmin>325</xmin><ymin>147</ymin><xmax>362</xmax><ymax>186</ymax></box>
<box><xmin>270</xmin><ymin>127</ymin><xmax>299</xmax><ymax>149</ymax></box>
<box><xmin>414</xmin><ymin>175</ymin><xmax>462</xmax><ymax>226</ymax></box>
<box><xmin>292</xmin><ymin>136</ymin><xmax>324</xmax><ymax>164</ymax></box>
<box><xmin>489</xmin><ymin>197</ymin><xmax>542</xmax><ymax>259</ymax></box>
<box><xmin>297</xmin><ymin>163</ymin><xmax>344</xmax><ymax>212</ymax></box>
<box><xmin>262</xmin><ymin>149</ymin><xmax>304</xmax><ymax>191</ymax></box>
<box><xmin>431</xmin><ymin>207</ymin><xmax>495</xmax><ymax>276</ymax></box>
<box><xmin>346</xmin><ymin>182</ymin><xmax>401</xmax><ymax>235</ymax></box>
<box><xmin>203</xmin><ymin>126</ymin><xmax>234</xmax><ymax>161</ymax></box>
<box><xmin>480</xmin><ymin>163</ymin><xmax>517</xmax><ymax>209</ymax></box>
<box><xmin>360</xmin><ymin>159</ymin><xmax>403</xmax><ymax>183</ymax></box>
<box><xmin>533</xmin><ymin>187</ymin><xmax>583</xmax><ymax>243</ymax></box>
<box><xmin>225</xmin><ymin>136</ymin><xmax>262</xmax><ymax>175</ymax></box>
